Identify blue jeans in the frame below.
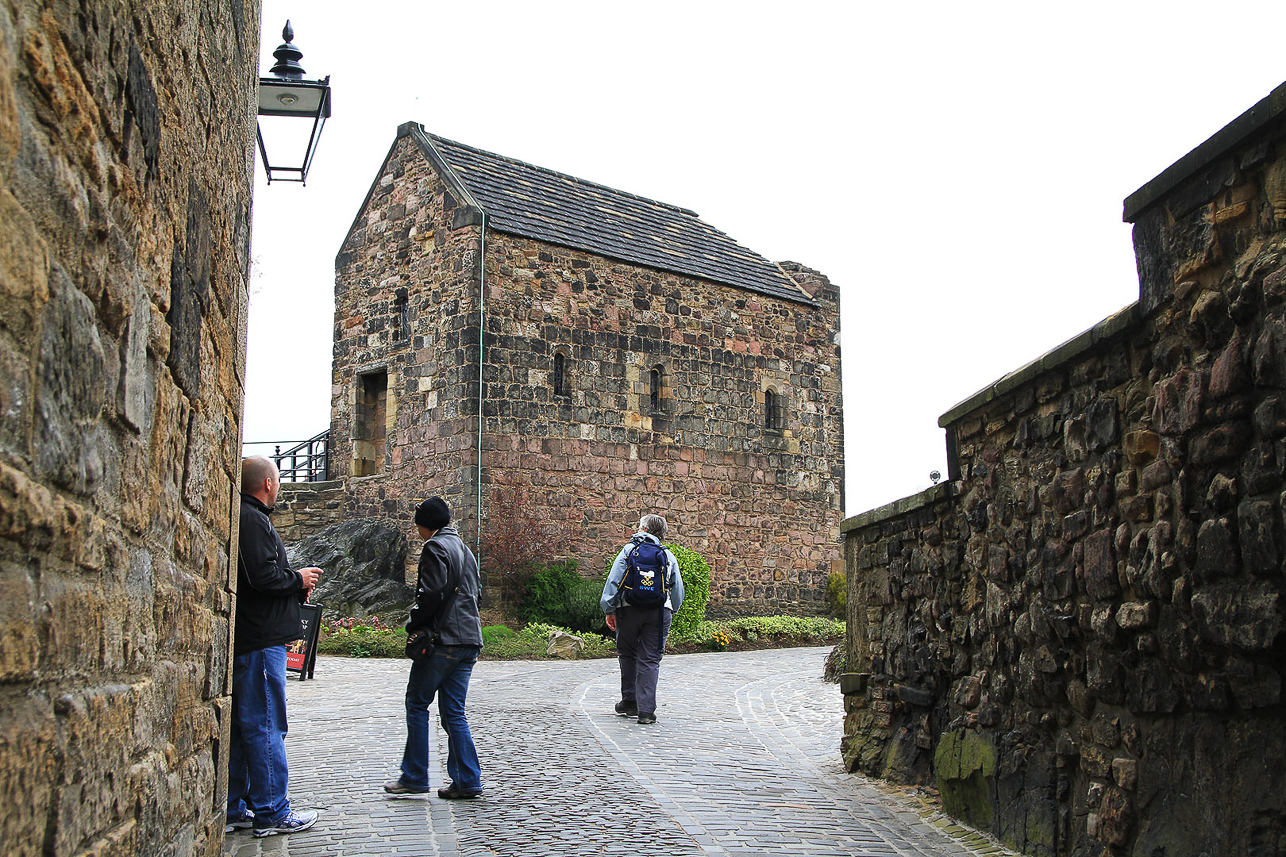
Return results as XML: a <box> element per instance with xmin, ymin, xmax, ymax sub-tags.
<box><xmin>401</xmin><ymin>645</ymin><xmax>482</xmax><ymax>791</ymax></box>
<box><xmin>227</xmin><ymin>645</ymin><xmax>292</xmax><ymax>824</ymax></box>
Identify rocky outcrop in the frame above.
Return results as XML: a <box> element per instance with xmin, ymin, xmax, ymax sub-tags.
<box><xmin>288</xmin><ymin>519</ymin><xmax>415</xmax><ymax>617</ymax></box>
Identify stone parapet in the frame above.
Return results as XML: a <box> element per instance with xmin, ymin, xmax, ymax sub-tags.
<box><xmin>841</xmin><ymin>81</ymin><xmax>1286</xmax><ymax>857</ymax></box>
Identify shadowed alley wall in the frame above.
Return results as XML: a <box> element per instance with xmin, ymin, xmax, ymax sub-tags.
<box><xmin>0</xmin><ymin>2</ymin><xmax>258</xmax><ymax>853</ymax></box>
<box><xmin>841</xmin><ymin>83</ymin><xmax>1286</xmax><ymax>856</ymax></box>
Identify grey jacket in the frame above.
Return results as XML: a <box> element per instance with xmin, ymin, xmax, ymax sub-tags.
<box><xmin>407</xmin><ymin>526</ymin><xmax>483</xmax><ymax>647</ymax></box>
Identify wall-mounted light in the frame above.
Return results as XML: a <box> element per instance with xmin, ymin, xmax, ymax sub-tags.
<box><xmin>256</xmin><ymin>21</ymin><xmax>332</xmax><ymax>184</ymax></box>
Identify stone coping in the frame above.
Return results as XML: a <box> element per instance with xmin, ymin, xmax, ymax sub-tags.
<box><xmin>841</xmin><ymin>481</ymin><xmax>960</xmax><ymax>533</ymax></box>
<box><xmin>1123</xmin><ymin>80</ymin><xmax>1286</xmax><ymax>222</ymax></box>
<box><xmin>278</xmin><ymin>479</ymin><xmax>343</xmax><ymax>492</ymax></box>
<box><xmin>937</xmin><ymin>302</ymin><xmax>1141</xmax><ymax>429</ymax></box>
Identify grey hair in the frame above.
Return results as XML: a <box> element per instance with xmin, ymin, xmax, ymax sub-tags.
<box><xmin>639</xmin><ymin>514</ymin><xmax>668</xmax><ymax>539</ymax></box>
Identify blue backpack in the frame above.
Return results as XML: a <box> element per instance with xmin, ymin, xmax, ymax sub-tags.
<box><xmin>622</xmin><ymin>537</ymin><xmax>670</xmax><ymax>607</ymax></box>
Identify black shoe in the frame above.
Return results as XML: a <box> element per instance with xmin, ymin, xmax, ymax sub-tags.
<box><xmin>614</xmin><ymin>700</ymin><xmax>638</xmax><ymax>717</ymax></box>
<box><xmin>437</xmin><ymin>783</ymin><xmax>483</xmax><ymax>800</ymax></box>
<box><xmin>637</xmin><ymin>712</ymin><xmax>657</xmax><ymax>725</ymax></box>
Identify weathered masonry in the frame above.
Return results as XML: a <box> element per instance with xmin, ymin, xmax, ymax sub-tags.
<box><xmin>0</xmin><ymin>2</ymin><xmax>259</xmax><ymax>855</ymax></box>
<box><xmin>840</xmin><ymin>83</ymin><xmax>1286</xmax><ymax>856</ymax></box>
<box><xmin>320</xmin><ymin>123</ymin><xmax>845</xmax><ymax>614</ymax></box>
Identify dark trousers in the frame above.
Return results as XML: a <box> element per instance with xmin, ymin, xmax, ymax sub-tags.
<box><xmin>616</xmin><ymin>606</ymin><xmax>672</xmax><ymax>715</ymax></box>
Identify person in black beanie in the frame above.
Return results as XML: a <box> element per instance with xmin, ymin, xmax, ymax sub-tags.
<box><xmin>384</xmin><ymin>497</ymin><xmax>485</xmax><ymax>799</ymax></box>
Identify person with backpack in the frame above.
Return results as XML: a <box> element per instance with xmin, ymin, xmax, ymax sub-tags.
<box><xmin>600</xmin><ymin>514</ymin><xmax>685</xmax><ymax>724</ymax></box>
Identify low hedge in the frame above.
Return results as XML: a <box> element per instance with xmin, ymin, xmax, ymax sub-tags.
<box><xmin>315</xmin><ymin>615</ymin><xmax>843</xmax><ymax>661</ymax></box>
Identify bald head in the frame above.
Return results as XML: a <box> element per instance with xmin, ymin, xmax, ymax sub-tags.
<box><xmin>241</xmin><ymin>456</ymin><xmax>280</xmax><ymax>506</ymax></box>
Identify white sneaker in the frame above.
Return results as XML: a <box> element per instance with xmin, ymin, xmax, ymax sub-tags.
<box><xmin>253</xmin><ymin>809</ymin><xmax>319</xmax><ymax>838</ymax></box>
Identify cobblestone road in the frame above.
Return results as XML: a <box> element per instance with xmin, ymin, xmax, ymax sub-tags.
<box><xmin>224</xmin><ymin>648</ymin><xmax>1016</xmax><ymax>857</ymax></box>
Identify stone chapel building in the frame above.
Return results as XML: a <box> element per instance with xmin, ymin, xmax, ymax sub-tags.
<box><xmin>322</xmin><ymin>122</ymin><xmax>844</xmax><ymax>614</ymax></box>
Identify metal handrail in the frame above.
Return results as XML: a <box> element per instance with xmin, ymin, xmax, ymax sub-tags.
<box><xmin>243</xmin><ymin>430</ymin><xmax>330</xmax><ymax>482</ymax></box>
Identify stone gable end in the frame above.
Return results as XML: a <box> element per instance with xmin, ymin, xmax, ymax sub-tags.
<box><xmin>313</xmin><ymin>127</ymin><xmax>846</xmax><ymax>615</ymax></box>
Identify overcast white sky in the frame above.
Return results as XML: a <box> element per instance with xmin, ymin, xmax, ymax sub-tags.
<box><xmin>244</xmin><ymin>0</ymin><xmax>1285</xmax><ymax>516</ymax></box>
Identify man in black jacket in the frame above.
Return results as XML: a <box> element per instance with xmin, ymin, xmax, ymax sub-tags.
<box><xmin>227</xmin><ymin>456</ymin><xmax>323</xmax><ymax>838</ymax></box>
<box><xmin>384</xmin><ymin>497</ymin><xmax>485</xmax><ymax>799</ymax></box>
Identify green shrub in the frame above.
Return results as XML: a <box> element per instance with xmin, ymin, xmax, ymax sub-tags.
<box><xmin>726</xmin><ymin>616</ymin><xmax>843</xmax><ymax>641</ymax></box>
<box><xmin>825</xmin><ymin>571</ymin><xmax>847</xmax><ymax>617</ymax></box>
<box><xmin>668</xmin><ymin>615</ymin><xmax>844</xmax><ymax>649</ymax></box>
<box><xmin>481</xmin><ymin>624</ymin><xmax>516</xmax><ymax>645</ymax></box>
<box><xmin>317</xmin><ymin>626</ymin><xmax>406</xmax><ymax>658</ymax></box>
<box><xmin>823</xmin><ymin>642</ymin><xmax>847</xmax><ymax>682</ymax></box>
<box><xmin>565</xmin><ymin>577</ymin><xmax>608</xmax><ymax>634</ymax></box>
<box><xmin>521</xmin><ymin>561</ymin><xmax>583</xmax><ymax>626</ymax></box>
<box><xmin>667</xmin><ymin>544</ymin><xmax>709</xmax><ymax>638</ymax></box>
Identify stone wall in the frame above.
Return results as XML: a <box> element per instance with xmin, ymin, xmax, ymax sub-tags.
<box><xmin>324</xmin><ymin>127</ymin><xmax>845</xmax><ymax>615</ymax></box>
<box><xmin>275</xmin><ymin>480</ymin><xmax>348</xmax><ymax>545</ymax></box>
<box><xmin>841</xmin><ymin>82</ymin><xmax>1286</xmax><ymax>856</ymax></box>
<box><xmin>0</xmin><ymin>2</ymin><xmax>257</xmax><ymax>854</ymax></box>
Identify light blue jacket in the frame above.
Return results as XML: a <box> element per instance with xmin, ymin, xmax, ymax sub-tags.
<box><xmin>601</xmin><ymin>532</ymin><xmax>685</xmax><ymax>615</ymax></box>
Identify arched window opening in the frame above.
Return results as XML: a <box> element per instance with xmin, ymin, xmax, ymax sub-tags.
<box><xmin>553</xmin><ymin>352</ymin><xmax>567</xmax><ymax>396</ymax></box>
<box><xmin>765</xmin><ymin>388</ymin><xmax>783</xmax><ymax>431</ymax></box>
<box><xmin>650</xmin><ymin>366</ymin><xmax>663</xmax><ymax>412</ymax></box>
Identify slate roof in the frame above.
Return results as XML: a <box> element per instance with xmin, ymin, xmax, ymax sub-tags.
<box><xmin>414</xmin><ymin>129</ymin><xmax>813</xmax><ymax>305</ymax></box>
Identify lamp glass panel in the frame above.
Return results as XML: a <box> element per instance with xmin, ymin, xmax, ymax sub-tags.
<box><xmin>257</xmin><ymin>113</ymin><xmax>317</xmax><ymax>175</ymax></box>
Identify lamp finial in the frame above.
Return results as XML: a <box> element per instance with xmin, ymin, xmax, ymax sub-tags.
<box><xmin>269</xmin><ymin>21</ymin><xmax>305</xmax><ymax>79</ymax></box>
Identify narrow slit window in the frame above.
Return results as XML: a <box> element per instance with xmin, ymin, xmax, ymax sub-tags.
<box><xmin>553</xmin><ymin>352</ymin><xmax>567</xmax><ymax>396</ymax></box>
<box><xmin>354</xmin><ymin>370</ymin><xmax>389</xmax><ymax>476</ymax></box>
<box><xmin>650</xmin><ymin>366</ymin><xmax>662</xmax><ymax>412</ymax></box>
<box><xmin>765</xmin><ymin>388</ymin><xmax>783</xmax><ymax>431</ymax></box>
<box><xmin>394</xmin><ymin>288</ymin><xmax>409</xmax><ymax>342</ymax></box>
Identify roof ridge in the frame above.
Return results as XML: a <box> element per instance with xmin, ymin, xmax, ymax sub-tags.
<box><xmin>425</xmin><ymin>132</ymin><xmax>699</xmax><ymax>218</ymax></box>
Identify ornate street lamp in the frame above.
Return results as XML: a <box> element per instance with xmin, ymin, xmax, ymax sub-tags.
<box><xmin>256</xmin><ymin>21</ymin><xmax>331</xmax><ymax>184</ymax></box>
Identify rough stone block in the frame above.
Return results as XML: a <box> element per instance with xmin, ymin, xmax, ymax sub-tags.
<box><xmin>1237</xmin><ymin>500</ymin><xmax>1278</xmax><ymax>576</ymax></box>
<box><xmin>1189</xmin><ymin>422</ymin><xmax>1253</xmax><ymax>465</ymax></box>
<box><xmin>1251</xmin><ymin>316</ymin><xmax>1286</xmax><ymax>388</ymax></box>
<box><xmin>1081</xmin><ymin>529</ymin><xmax>1118</xmax><ymax>601</ymax></box>
<box><xmin>1151</xmin><ymin>370</ymin><xmax>1203</xmax><ymax>436</ymax></box>
<box><xmin>1252</xmin><ymin>394</ymin><xmax>1286</xmax><ymax>438</ymax></box>
<box><xmin>1209</xmin><ymin>333</ymin><xmax>1250</xmax><ymax>398</ymax></box>
<box><xmin>1228</xmin><ymin>663</ymin><xmax>1281</xmax><ymax>708</ymax></box>
<box><xmin>35</xmin><ymin>266</ymin><xmax>107</xmax><ymax>496</ymax></box>
<box><xmin>1097</xmin><ymin>786</ymin><xmax>1132</xmax><ymax>847</ymax></box>
<box><xmin>1134</xmin><ymin>714</ymin><xmax>1286</xmax><ymax>856</ymax></box>
<box><xmin>0</xmin><ymin>189</ymin><xmax>49</xmax><ymax>346</ymax></box>
<box><xmin>1190</xmin><ymin>581</ymin><xmax>1280</xmax><ymax>650</ymax></box>
<box><xmin>1115</xmin><ymin>601</ymin><xmax>1157</xmax><ymax>631</ymax></box>
<box><xmin>1081</xmin><ymin>744</ymin><xmax>1112</xmax><ymax>778</ymax></box>
<box><xmin>49</xmin><ymin>684</ymin><xmax>139</xmax><ymax>855</ymax></box>
<box><xmin>0</xmin><ymin>692</ymin><xmax>55</xmax><ymax>854</ymax></box>
<box><xmin>0</xmin><ymin>560</ymin><xmax>38</xmax><ymax>681</ymax></box>
<box><xmin>935</xmin><ymin>730</ymin><xmax>997</xmax><ymax>830</ymax></box>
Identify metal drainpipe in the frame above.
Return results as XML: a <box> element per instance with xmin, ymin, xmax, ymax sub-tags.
<box><xmin>474</xmin><ymin>212</ymin><xmax>486</xmax><ymax>557</ymax></box>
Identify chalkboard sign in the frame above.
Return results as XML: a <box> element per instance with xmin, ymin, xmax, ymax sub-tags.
<box><xmin>286</xmin><ymin>603</ymin><xmax>322</xmax><ymax>681</ymax></box>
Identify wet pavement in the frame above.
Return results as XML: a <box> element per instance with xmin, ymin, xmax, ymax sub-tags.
<box><xmin>223</xmin><ymin>647</ymin><xmax>1017</xmax><ymax>857</ymax></box>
